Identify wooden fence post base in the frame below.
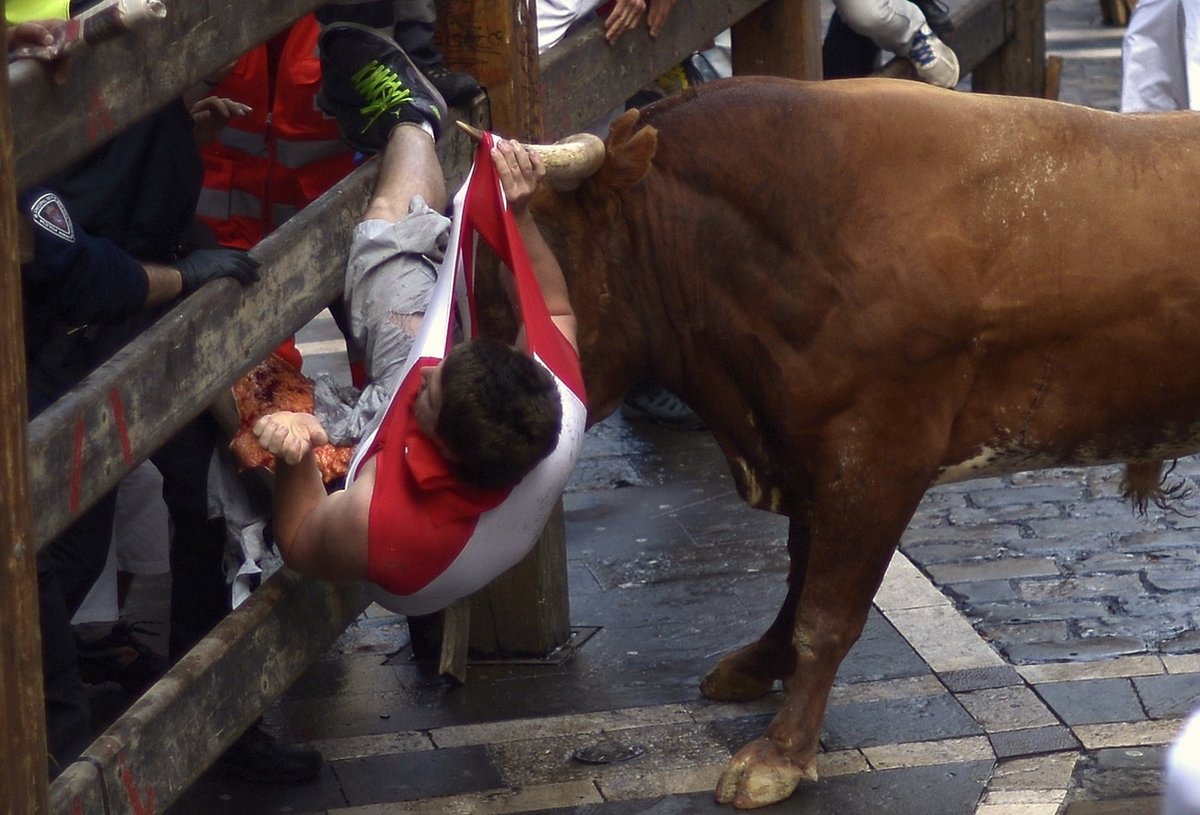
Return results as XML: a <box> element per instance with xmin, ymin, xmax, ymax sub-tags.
<box><xmin>972</xmin><ymin>0</ymin><xmax>1047</xmax><ymax>96</ymax></box>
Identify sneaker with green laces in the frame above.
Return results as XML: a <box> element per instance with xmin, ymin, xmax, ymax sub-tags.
<box><xmin>317</xmin><ymin>23</ymin><xmax>449</xmax><ymax>153</ymax></box>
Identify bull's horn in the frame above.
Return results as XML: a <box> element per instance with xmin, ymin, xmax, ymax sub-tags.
<box><xmin>455</xmin><ymin>121</ymin><xmax>606</xmax><ymax>189</ymax></box>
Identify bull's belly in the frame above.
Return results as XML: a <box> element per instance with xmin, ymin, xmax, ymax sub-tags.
<box><xmin>934</xmin><ymin>429</ymin><xmax>1200</xmax><ymax>485</ymax></box>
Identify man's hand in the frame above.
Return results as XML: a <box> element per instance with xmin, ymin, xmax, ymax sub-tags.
<box><xmin>190</xmin><ymin>95</ymin><xmax>252</xmax><ymax>148</ymax></box>
<box><xmin>8</xmin><ymin>19</ymin><xmax>71</xmax><ymax>83</ymax></box>
<box><xmin>492</xmin><ymin>139</ymin><xmax>545</xmax><ymax>218</ymax></box>
<box><xmin>647</xmin><ymin>0</ymin><xmax>678</xmax><ymax>37</ymax></box>
<box><xmin>176</xmin><ymin>248</ymin><xmax>260</xmax><ymax>294</ymax></box>
<box><xmin>253</xmin><ymin>412</ymin><xmax>330</xmax><ymax>466</ymax></box>
<box><xmin>604</xmin><ymin>0</ymin><xmax>647</xmax><ymax>43</ymax></box>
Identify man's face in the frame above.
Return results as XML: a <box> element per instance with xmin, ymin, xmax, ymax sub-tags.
<box><xmin>414</xmin><ymin>361</ymin><xmax>455</xmax><ymax>459</ymax></box>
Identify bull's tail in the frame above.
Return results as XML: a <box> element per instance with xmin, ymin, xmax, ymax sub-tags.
<box><xmin>1120</xmin><ymin>459</ymin><xmax>1191</xmax><ymax>515</ymax></box>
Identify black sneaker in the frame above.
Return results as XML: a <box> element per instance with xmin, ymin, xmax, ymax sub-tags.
<box><xmin>621</xmin><ymin>382</ymin><xmax>706</xmax><ymax>431</ymax></box>
<box><xmin>425</xmin><ymin>65</ymin><xmax>481</xmax><ymax>105</ymax></box>
<box><xmin>75</xmin><ymin>620</ymin><xmax>167</xmax><ymax>693</ymax></box>
<box><xmin>317</xmin><ymin>22</ymin><xmax>448</xmax><ymax>153</ymax></box>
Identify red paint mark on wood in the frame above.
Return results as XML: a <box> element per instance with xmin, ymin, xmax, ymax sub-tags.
<box><xmin>86</xmin><ymin>87</ymin><xmax>115</xmax><ymax>144</ymax></box>
<box><xmin>69</xmin><ymin>419</ymin><xmax>84</xmax><ymax>514</ymax></box>
<box><xmin>110</xmin><ymin>388</ymin><xmax>134</xmax><ymax>465</ymax></box>
<box><xmin>118</xmin><ymin>753</ymin><xmax>156</xmax><ymax>815</ymax></box>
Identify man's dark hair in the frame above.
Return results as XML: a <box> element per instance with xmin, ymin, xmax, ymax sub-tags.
<box><xmin>436</xmin><ymin>338</ymin><xmax>563</xmax><ymax>489</ymax></box>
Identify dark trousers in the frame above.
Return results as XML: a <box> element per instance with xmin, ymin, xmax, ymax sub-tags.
<box><xmin>37</xmin><ymin>413</ymin><xmax>231</xmax><ymax>774</ymax></box>
<box><xmin>823</xmin><ymin>12</ymin><xmax>882</xmax><ymax>79</ymax></box>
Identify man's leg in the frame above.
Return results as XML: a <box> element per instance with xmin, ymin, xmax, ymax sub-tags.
<box><xmin>311</xmin><ymin>22</ymin><xmax>454</xmax><ymax>446</ymax></box>
<box><xmin>365</xmin><ymin>123</ymin><xmax>446</xmax><ymax>222</ymax></box>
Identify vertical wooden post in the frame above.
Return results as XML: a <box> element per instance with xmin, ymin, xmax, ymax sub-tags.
<box><xmin>972</xmin><ymin>0</ymin><xmax>1046</xmax><ymax>96</ymax></box>
<box><xmin>435</xmin><ymin>0</ymin><xmax>545</xmax><ymax>139</ymax></box>
<box><xmin>427</xmin><ymin>0</ymin><xmax>569</xmax><ymax>659</ymax></box>
<box><xmin>731</xmin><ymin>0</ymin><xmax>824</xmax><ymax>80</ymax></box>
<box><xmin>468</xmin><ymin>504</ymin><xmax>571</xmax><ymax>657</ymax></box>
<box><xmin>0</xmin><ymin>16</ymin><xmax>51</xmax><ymax>815</ymax></box>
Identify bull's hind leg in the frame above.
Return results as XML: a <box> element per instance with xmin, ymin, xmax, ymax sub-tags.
<box><xmin>700</xmin><ymin>520</ymin><xmax>809</xmax><ymax>702</ymax></box>
<box><xmin>714</xmin><ymin>442</ymin><xmax>936</xmax><ymax>809</ymax></box>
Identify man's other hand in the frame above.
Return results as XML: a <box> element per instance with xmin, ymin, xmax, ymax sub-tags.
<box><xmin>176</xmin><ymin>248</ymin><xmax>260</xmax><ymax>294</ymax></box>
<box><xmin>253</xmin><ymin>412</ymin><xmax>330</xmax><ymax>466</ymax></box>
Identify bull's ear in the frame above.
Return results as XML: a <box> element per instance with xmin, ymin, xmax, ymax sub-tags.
<box><xmin>601</xmin><ymin>112</ymin><xmax>657</xmax><ymax>190</ymax></box>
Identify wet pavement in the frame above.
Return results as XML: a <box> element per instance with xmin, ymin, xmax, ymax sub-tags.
<box><xmin>155</xmin><ymin>5</ymin><xmax>1200</xmax><ymax>813</ymax></box>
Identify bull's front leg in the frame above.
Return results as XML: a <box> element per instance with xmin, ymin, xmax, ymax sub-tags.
<box><xmin>714</xmin><ymin>444</ymin><xmax>935</xmax><ymax>809</ymax></box>
<box><xmin>699</xmin><ymin>520</ymin><xmax>809</xmax><ymax>702</ymax></box>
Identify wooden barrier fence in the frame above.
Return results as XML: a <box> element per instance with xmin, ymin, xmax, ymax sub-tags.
<box><xmin>0</xmin><ymin>0</ymin><xmax>1043</xmax><ymax>811</ymax></box>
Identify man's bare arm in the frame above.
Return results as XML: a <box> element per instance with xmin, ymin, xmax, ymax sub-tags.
<box><xmin>492</xmin><ymin>139</ymin><xmax>578</xmax><ymax>352</ymax></box>
<box><xmin>253</xmin><ymin>411</ymin><xmax>369</xmax><ymax>582</ymax></box>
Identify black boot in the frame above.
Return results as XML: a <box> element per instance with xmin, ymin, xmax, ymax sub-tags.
<box><xmin>216</xmin><ymin>721</ymin><xmax>323</xmax><ymax>783</ymax></box>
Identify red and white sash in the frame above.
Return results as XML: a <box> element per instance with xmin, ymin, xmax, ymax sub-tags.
<box><xmin>348</xmin><ymin>133</ymin><xmax>587</xmax><ymax>616</ymax></box>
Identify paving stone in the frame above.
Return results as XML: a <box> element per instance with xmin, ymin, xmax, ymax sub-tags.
<box><xmin>967</xmin><ymin>486</ymin><xmax>1087</xmax><ymax>508</ymax></box>
<box><xmin>989</xmin><ymin>726</ymin><xmax>1080</xmax><ymax>759</ymax></box>
<box><xmin>935</xmin><ymin>477</ymin><xmax>1010</xmax><ymax>493</ymax></box>
<box><xmin>1068</xmin><ymin>551</ymin><xmax>1160</xmax><ymax>575</ymax></box>
<box><xmin>949</xmin><ymin>503</ymin><xmax>1065</xmax><ymax>527</ymax></box>
<box><xmin>1063</xmin><ymin>799</ymin><xmax>1164</xmax><ymax>815</ymax></box>
<box><xmin>956</xmin><ymin>686</ymin><xmax>1060</xmax><ymax>732</ymax></box>
<box><xmin>975</xmin><ymin>601</ymin><xmax>1112</xmax><ymax>625</ymax></box>
<box><xmin>167</xmin><ymin>762</ymin><xmax>350</xmax><ymax>815</ymax></box>
<box><xmin>1064</xmin><ymin>747</ymin><xmax>1167</xmax><ymax>812</ymax></box>
<box><xmin>861</xmin><ymin>736</ymin><xmax>994</xmax><ymax>769</ymax></box>
<box><xmin>491</xmin><ymin>722</ymin><xmax>730</xmax><ymax>788</ymax></box>
<box><xmin>1144</xmin><ymin>567</ymin><xmax>1200</xmax><ymax>592</ymax></box>
<box><xmin>926</xmin><ymin>558</ymin><xmax>1061</xmax><ymax>585</ymax></box>
<box><xmin>1017</xmin><ymin>574</ymin><xmax>1146</xmax><ymax>603</ymax></box>
<box><xmin>902</xmin><ymin>540</ymin><xmax>1023</xmax><ymax>564</ymax></box>
<box><xmin>1000</xmin><ymin>535</ymin><xmax>1121</xmax><ymax>558</ymax></box>
<box><xmin>596</xmin><ymin>762</ymin><xmax>726</xmax><ymax>803</ymax></box>
<box><xmin>828</xmin><ymin>675</ymin><xmax>945</xmax><ymax>706</ymax></box>
<box><xmin>940</xmin><ymin>666</ymin><xmax>1024</xmax><ymax>693</ymax></box>
<box><xmin>707</xmin><ymin>713</ymin><xmax>775</xmax><ymax>755</ymax></box>
<box><xmin>978</xmin><ymin>621</ymin><xmax>1073</xmax><ymax>654</ymax></box>
<box><xmin>1033</xmin><ymin>679</ymin><xmax>1144</xmax><ymax>726</ymax></box>
<box><xmin>1112</xmin><ymin>528</ymin><xmax>1200</xmax><ymax>552</ymax></box>
<box><xmin>835</xmin><ymin>609</ymin><xmax>931</xmax><ymax>684</ymax></box>
<box><xmin>947</xmin><ymin>579</ymin><xmax>1023</xmax><ymax>607</ymax></box>
<box><xmin>533</xmin><ymin>759</ymin><xmax>993</xmax><ymax>814</ymax></box>
<box><xmin>1131</xmin><ymin>674</ymin><xmax>1200</xmax><ymax>720</ymax></box>
<box><xmin>821</xmin><ymin>693</ymin><xmax>982</xmax><ymax>750</ymax></box>
<box><xmin>1159</xmin><ymin>631</ymin><xmax>1200</xmax><ymax>656</ymax></box>
<box><xmin>1164</xmin><ymin>654</ymin><xmax>1200</xmax><ymax>674</ymax></box>
<box><xmin>334</xmin><ymin>744</ymin><xmax>504</xmax><ymax>805</ymax></box>
<box><xmin>1017</xmin><ymin>656</ymin><xmax>1166</xmax><ymax>684</ymax></box>
<box><xmin>1005</xmin><ymin>637</ymin><xmax>1148</xmax><ymax>665</ymax></box>
<box><xmin>1073</xmin><ymin>720</ymin><xmax>1183</xmax><ymax>750</ymax></box>
<box><xmin>902</xmin><ymin>523</ymin><xmax>1028</xmax><ymax>544</ymax></box>
<box><xmin>1022</xmin><ymin>518</ymin><xmax>1146</xmax><ymax>543</ymax></box>
<box><xmin>988</xmin><ymin>751</ymin><xmax>1079</xmax><ymax>791</ymax></box>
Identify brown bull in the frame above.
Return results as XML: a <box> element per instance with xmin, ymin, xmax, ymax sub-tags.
<box><xmin>512</xmin><ymin>75</ymin><xmax>1200</xmax><ymax>808</ymax></box>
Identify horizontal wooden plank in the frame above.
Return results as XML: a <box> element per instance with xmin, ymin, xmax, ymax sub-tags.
<box><xmin>539</xmin><ymin>0</ymin><xmax>767</xmax><ymax>139</ymax></box>
<box><xmin>10</xmin><ymin>0</ymin><xmax>322</xmax><ymax>191</ymax></box>
<box><xmin>48</xmin><ymin>570</ymin><xmax>368</xmax><ymax>815</ymax></box>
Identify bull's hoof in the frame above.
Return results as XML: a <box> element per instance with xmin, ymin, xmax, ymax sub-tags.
<box><xmin>700</xmin><ymin>645</ymin><xmax>780</xmax><ymax>702</ymax></box>
<box><xmin>714</xmin><ymin>738</ymin><xmax>817</xmax><ymax>809</ymax></box>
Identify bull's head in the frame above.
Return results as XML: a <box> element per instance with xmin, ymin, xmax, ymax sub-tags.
<box><xmin>455</xmin><ymin>121</ymin><xmax>606</xmax><ymax>191</ymax></box>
